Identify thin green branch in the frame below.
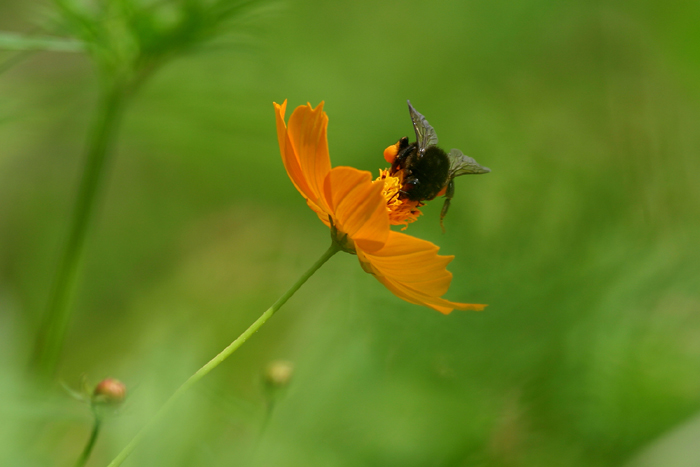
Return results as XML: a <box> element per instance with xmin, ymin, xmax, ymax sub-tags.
<box><xmin>74</xmin><ymin>411</ymin><xmax>103</xmax><ymax>467</ymax></box>
<box><xmin>0</xmin><ymin>49</ymin><xmax>35</xmax><ymax>74</ymax></box>
<box><xmin>105</xmin><ymin>242</ymin><xmax>341</xmax><ymax>467</ymax></box>
<box><xmin>31</xmin><ymin>81</ymin><xmax>128</xmax><ymax>378</ymax></box>
<box><xmin>0</xmin><ymin>32</ymin><xmax>84</xmax><ymax>52</ymax></box>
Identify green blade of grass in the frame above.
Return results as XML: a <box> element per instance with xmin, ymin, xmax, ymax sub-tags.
<box><xmin>0</xmin><ymin>32</ymin><xmax>85</xmax><ymax>52</ymax></box>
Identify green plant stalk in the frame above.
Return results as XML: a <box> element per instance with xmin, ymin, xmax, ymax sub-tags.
<box><xmin>74</xmin><ymin>410</ymin><xmax>102</xmax><ymax>467</ymax></box>
<box><xmin>0</xmin><ymin>50</ymin><xmax>35</xmax><ymax>75</ymax></box>
<box><xmin>106</xmin><ymin>243</ymin><xmax>341</xmax><ymax>467</ymax></box>
<box><xmin>31</xmin><ymin>80</ymin><xmax>127</xmax><ymax>378</ymax></box>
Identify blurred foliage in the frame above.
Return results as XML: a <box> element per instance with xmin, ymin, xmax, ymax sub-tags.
<box><xmin>47</xmin><ymin>0</ymin><xmax>269</xmax><ymax>85</ymax></box>
<box><xmin>26</xmin><ymin>0</ymin><xmax>275</xmax><ymax>379</ymax></box>
<box><xmin>1</xmin><ymin>0</ymin><xmax>700</xmax><ymax>466</ymax></box>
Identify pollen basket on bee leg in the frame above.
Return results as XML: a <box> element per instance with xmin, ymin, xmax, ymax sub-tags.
<box><xmin>383</xmin><ymin>142</ymin><xmax>400</xmax><ymax>164</ymax></box>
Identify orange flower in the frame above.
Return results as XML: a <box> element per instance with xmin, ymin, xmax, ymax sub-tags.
<box><xmin>274</xmin><ymin>100</ymin><xmax>486</xmax><ymax>314</ymax></box>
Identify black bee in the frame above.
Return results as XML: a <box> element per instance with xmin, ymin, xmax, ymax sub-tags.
<box><xmin>385</xmin><ymin>100</ymin><xmax>490</xmax><ymax>230</ymax></box>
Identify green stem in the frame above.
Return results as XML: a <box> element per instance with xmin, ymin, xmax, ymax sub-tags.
<box><xmin>0</xmin><ymin>49</ymin><xmax>36</xmax><ymax>75</ymax></box>
<box><xmin>75</xmin><ymin>411</ymin><xmax>102</xmax><ymax>467</ymax></box>
<box><xmin>105</xmin><ymin>243</ymin><xmax>341</xmax><ymax>467</ymax></box>
<box><xmin>31</xmin><ymin>80</ymin><xmax>127</xmax><ymax>378</ymax></box>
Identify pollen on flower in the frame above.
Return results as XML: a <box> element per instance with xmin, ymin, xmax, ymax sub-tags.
<box><xmin>374</xmin><ymin>169</ymin><xmax>422</xmax><ymax>230</ymax></box>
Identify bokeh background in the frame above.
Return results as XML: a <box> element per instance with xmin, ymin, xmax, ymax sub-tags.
<box><xmin>2</xmin><ymin>1</ymin><xmax>700</xmax><ymax>466</ymax></box>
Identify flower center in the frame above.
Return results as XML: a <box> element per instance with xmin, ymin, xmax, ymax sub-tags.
<box><xmin>374</xmin><ymin>169</ymin><xmax>423</xmax><ymax>230</ymax></box>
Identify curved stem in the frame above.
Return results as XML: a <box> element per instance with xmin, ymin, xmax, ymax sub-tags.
<box><xmin>106</xmin><ymin>242</ymin><xmax>341</xmax><ymax>467</ymax></box>
<box><xmin>74</xmin><ymin>411</ymin><xmax>102</xmax><ymax>467</ymax></box>
<box><xmin>31</xmin><ymin>80</ymin><xmax>127</xmax><ymax>378</ymax></box>
<box><xmin>0</xmin><ymin>49</ymin><xmax>36</xmax><ymax>75</ymax></box>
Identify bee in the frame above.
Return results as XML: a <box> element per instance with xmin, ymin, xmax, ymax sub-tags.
<box><xmin>384</xmin><ymin>100</ymin><xmax>490</xmax><ymax>231</ymax></box>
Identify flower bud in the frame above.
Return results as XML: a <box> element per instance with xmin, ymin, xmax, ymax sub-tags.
<box><xmin>92</xmin><ymin>378</ymin><xmax>126</xmax><ymax>406</ymax></box>
<box><xmin>264</xmin><ymin>361</ymin><xmax>294</xmax><ymax>389</ymax></box>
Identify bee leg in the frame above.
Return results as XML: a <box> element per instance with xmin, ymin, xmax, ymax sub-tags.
<box><xmin>399</xmin><ymin>178</ymin><xmax>419</xmax><ymax>197</ymax></box>
<box><xmin>439</xmin><ymin>180</ymin><xmax>455</xmax><ymax>233</ymax></box>
<box><xmin>390</xmin><ymin>137</ymin><xmax>412</xmax><ymax>172</ymax></box>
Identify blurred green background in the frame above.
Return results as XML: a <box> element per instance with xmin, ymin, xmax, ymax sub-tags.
<box><xmin>2</xmin><ymin>0</ymin><xmax>700</xmax><ymax>466</ymax></box>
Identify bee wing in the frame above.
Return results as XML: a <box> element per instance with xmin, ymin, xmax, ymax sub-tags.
<box><xmin>447</xmin><ymin>148</ymin><xmax>491</xmax><ymax>177</ymax></box>
<box><xmin>407</xmin><ymin>100</ymin><xmax>439</xmax><ymax>155</ymax></box>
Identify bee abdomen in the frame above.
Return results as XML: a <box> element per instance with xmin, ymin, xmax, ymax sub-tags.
<box><xmin>402</xmin><ymin>146</ymin><xmax>450</xmax><ymax>201</ymax></box>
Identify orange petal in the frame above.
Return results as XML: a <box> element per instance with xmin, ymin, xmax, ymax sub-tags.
<box><xmin>274</xmin><ymin>101</ymin><xmax>332</xmax><ymax>216</ymax></box>
<box><xmin>356</xmin><ymin>231</ymin><xmax>487</xmax><ymax>314</ymax></box>
<box><xmin>325</xmin><ymin>166</ymin><xmax>390</xmax><ymax>252</ymax></box>
<box><xmin>286</xmin><ymin>103</ymin><xmax>332</xmax><ymax>206</ymax></box>
<box><xmin>274</xmin><ymin>100</ymin><xmax>288</xmax><ymax>157</ymax></box>
<box><xmin>275</xmin><ymin>102</ymin><xmax>312</xmax><ymax>200</ymax></box>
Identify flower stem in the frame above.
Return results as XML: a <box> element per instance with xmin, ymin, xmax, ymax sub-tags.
<box><xmin>31</xmin><ymin>80</ymin><xmax>127</xmax><ymax>379</ymax></box>
<box><xmin>105</xmin><ymin>242</ymin><xmax>341</xmax><ymax>467</ymax></box>
<box><xmin>74</xmin><ymin>410</ymin><xmax>102</xmax><ymax>467</ymax></box>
